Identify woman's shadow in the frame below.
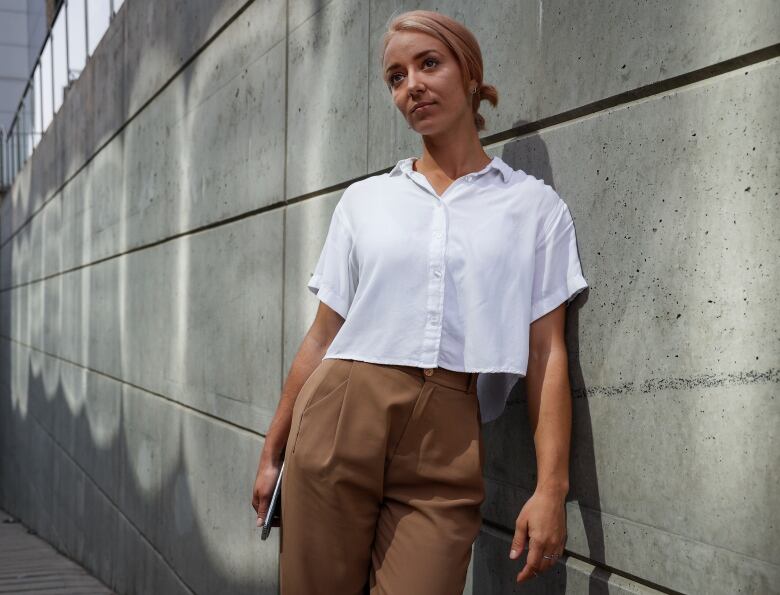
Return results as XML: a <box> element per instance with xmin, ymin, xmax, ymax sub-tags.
<box><xmin>467</xmin><ymin>130</ymin><xmax>605</xmax><ymax>594</ymax></box>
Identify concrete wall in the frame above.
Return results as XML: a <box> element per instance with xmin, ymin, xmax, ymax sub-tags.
<box><xmin>0</xmin><ymin>0</ymin><xmax>777</xmax><ymax>593</ymax></box>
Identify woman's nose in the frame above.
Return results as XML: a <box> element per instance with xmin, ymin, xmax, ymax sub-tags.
<box><xmin>406</xmin><ymin>71</ymin><xmax>424</xmax><ymax>94</ymax></box>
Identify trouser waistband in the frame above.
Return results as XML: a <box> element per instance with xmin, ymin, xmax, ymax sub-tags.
<box><xmin>369</xmin><ymin>362</ymin><xmax>478</xmax><ymax>394</ymax></box>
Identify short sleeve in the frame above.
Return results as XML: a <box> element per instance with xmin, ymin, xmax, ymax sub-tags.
<box><xmin>530</xmin><ymin>194</ymin><xmax>588</xmax><ymax>322</ymax></box>
<box><xmin>307</xmin><ymin>199</ymin><xmax>357</xmax><ymax>319</ymax></box>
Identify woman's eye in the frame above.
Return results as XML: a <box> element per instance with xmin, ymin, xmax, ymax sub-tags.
<box><xmin>388</xmin><ymin>58</ymin><xmax>437</xmax><ymax>88</ymax></box>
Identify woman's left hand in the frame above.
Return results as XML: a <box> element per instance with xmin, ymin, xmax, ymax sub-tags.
<box><xmin>508</xmin><ymin>489</ymin><xmax>567</xmax><ymax>583</ymax></box>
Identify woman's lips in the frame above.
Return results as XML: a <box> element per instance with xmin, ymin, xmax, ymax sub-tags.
<box><xmin>413</xmin><ymin>103</ymin><xmax>435</xmax><ymax>113</ymax></box>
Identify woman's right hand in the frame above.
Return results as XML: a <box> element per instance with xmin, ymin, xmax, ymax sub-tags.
<box><xmin>252</xmin><ymin>450</ymin><xmax>283</xmax><ymax>528</ymax></box>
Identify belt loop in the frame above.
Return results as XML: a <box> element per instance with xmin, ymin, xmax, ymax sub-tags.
<box><xmin>467</xmin><ymin>372</ymin><xmax>478</xmax><ymax>393</ymax></box>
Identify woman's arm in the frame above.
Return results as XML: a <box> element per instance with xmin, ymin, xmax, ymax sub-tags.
<box><xmin>525</xmin><ymin>303</ymin><xmax>572</xmax><ymax>499</ymax></box>
<box><xmin>509</xmin><ymin>302</ymin><xmax>572</xmax><ymax>583</ymax></box>
<box><xmin>258</xmin><ymin>302</ymin><xmax>345</xmax><ymax>467</ymax></box>
<box><xmin>252</xmin><ymin>302</ymin><xmax>345</xmax><ymax>525</ymax></box>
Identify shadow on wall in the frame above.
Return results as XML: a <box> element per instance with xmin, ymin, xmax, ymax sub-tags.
<box><xmin>470</xmin><ymin>128</ymin><xmax>603</xmax><ymax>595</ymax></box>
<box><xmin>0</xmin><ymin>319</ymin><xmax>272</xmax><ymax>594</ymax></box>
<box><xmin>0</xmin><ymin>0</ymin><xmax>277</xmax><ymax>593</ymax></box>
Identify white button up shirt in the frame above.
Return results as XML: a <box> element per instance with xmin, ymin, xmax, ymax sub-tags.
<box><xmin>307</xmin><ymin>155</ymin><xmax>588</xmax><ymax>423</ymax></box>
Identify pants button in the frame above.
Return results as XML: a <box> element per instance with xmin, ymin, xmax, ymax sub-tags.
<box><xmin>423</xmin><ymin>368</ymin><xmax>434</xmax><ymax>377</ymax></box>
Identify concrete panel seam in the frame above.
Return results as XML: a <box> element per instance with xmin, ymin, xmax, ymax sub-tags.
<box><xmin>480</xmin><ymin>519</ymin><xmax>683</xmax><ymax>594</ymax></box>
<box><xmin>6</xmin><ymin>41</ymin><xmax>776</xmax><ymax>258</ymax></box>
<box><xmin>17</xmin><ymin>400</ymin><xmax>198</xmax><ymax>595</ymax></box>
<box><xmin>0</xmin><ymin>0</ymin><xmax>261</xmax><ymax>253</ymax></box>
<box><xmin>0</xmin><ymin>197</ymin><xmax>284</xmax><ymax>293</ymax></box>
<box><xmin>288</xmin><ymin>0</ymin><xmax>340</xmax><ymax>36</ymax></box>
<box><xmin>5</xmin><ymin>46</ymin><xmax>778</xmax><ymax>278</ymax></box>
<box><xmin>482</xmin><ymin>484</ymin><xmax>779</xmax><ymax>581</ymax></box>
<box><xmin>0</xmin><ymin>334</ymin><xmax>266</xmax><ymax>440</ymax></box>
<box><xmin>476</xmin><ymin>44</ymin><xmax>780</xmax><ymax>152</ymax></box>
<box><xmin>282</xmin><ymin>0</ymin><xmax>289</xmax><ymax>420</ymax></box>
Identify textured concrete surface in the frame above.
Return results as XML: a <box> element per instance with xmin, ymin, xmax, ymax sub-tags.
<box><xmin>1</xmin><ymin>0</ymin><xmax>286</xmax><ymax>283</ymax></box>
<box><xmin>0</xmin><ymin>0</ymin><xmax>777</xmax><ymax>593</ymax></box>
<box><xmin>473</xmin><ymin>529</ymin><xmax>665</xmax><ymax>595</ymax></box>
<box><xmin>478</xmin><ymin>57</ymin><xmax>779</xmax><ymax>594</ymax></box>
<box><xmin>368</xmin><ymin>0</ymin><xmax>780</xmax><ymax>170</ymax></box>
<box><xmin>0</xmin><ymin>207</ymin><xmax>285</xmax><ymax>433</ymax></box>
<box><xmin>0</xmin><ymin>340</ymin><xmax>275</xmax><ymax>595</ymax></box>
<box><xmin>286</xmin><ymin>0</ymin><xmax>369</xmax><ymax>197</ymax></box>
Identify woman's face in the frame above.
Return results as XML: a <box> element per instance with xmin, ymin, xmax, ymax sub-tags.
<box><xmin>382</xmin><ymin>31</ymin><xmax>476</xmax><ymax>135</ymax></box>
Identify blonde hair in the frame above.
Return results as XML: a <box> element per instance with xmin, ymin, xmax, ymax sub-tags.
<box><xmin>380</xmin><ymin>9</ymin><xmax>498</xmax><ymax>132</ymax></box>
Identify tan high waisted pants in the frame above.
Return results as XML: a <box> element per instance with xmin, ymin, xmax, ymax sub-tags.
<box><xmin>279</xmin><ymin>358</ymin><xmax>485</xmax><ymax>595</ymax></box>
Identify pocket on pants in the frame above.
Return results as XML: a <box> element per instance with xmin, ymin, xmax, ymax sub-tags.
<box><xmin>291</xmin><ymin>359</ymin><xmax>353</xmax><ymax>454</ymax></box>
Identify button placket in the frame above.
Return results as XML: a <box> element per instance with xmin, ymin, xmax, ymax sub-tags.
<box><xmin>405</xmin><ymin>162</ymin><xmax>478</xmax><ymax>367</ymax></box>
<box><xmin>431</xmin><ymin>205</ymin><xmax>448</xmax><ymax>358</ymax></box>
<box><xmin>386</xmin><ymin>157</ymin><xmax>508</xmax><ymax>371</ymax></box>
<box><xmin>421</xmin><ymin>197</ymin><xmax>448</xmax><ymax>365</ymax></box>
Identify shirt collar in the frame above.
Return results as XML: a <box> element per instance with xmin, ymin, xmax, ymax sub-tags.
<box><xmin>389</xmin><ymin>155</ymin><xmax>514</xmax><ymax>183</ymax></box>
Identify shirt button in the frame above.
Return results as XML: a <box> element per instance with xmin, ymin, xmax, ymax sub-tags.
<box><xmin>434</xmin><ymin>270</ymin><xmax>442</xmax><ymax>278</ymax></box>
<box><xmin>424</xmin><ymin>369</ymin><xmax>434</xmax><ymax>376</ymax></box>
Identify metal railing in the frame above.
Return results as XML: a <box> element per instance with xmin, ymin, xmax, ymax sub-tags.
<box><xmin>0</xmin><ymin>0</ymin><xmax>125</xmax><ymax>191</ymax></box>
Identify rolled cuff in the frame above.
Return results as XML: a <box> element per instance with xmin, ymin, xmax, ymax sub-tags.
<box><xmin>308</xmin><ymin>276</ymin><xmax>350</xmax><ymax>319</ymax></box>
<box><xmin>530</xmin><ymin>272</ymin><xmax>588</xmax><ymax>322</ymax></box>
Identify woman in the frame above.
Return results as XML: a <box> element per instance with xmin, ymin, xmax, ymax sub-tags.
<box><xmin>252</xmin><ymin>9</ymin><xmax>588</xmax><ymax>593</ymax></box>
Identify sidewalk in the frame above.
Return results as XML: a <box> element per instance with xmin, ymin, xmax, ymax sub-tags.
<box><xmin>0</xmin><ymin>507</ymin><xmax>114</xmax><ymax>594</ymax></box>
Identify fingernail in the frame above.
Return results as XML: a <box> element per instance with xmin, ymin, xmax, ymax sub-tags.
<box><xmin>256</xmin><ymin>517</ymin><xmax>262</xmax><ymax>527</ymax></box>
<box><xmin>509</xmin><ymin>549</ymin><xmax>518</xmax><ymax>559</ymax></box>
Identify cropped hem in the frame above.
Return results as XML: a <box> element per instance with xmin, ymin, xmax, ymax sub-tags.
<box><xmin>323</xmin><ymin>353</ymin><xmax>527</xmax><ymax>375</ymax></box>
